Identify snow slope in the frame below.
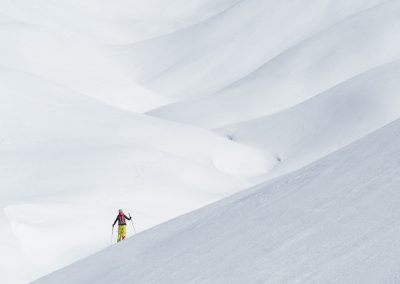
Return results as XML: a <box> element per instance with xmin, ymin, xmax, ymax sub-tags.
<box><xmin>218</xmin><ymin>61</ymin><xmax>400</xmax><ymax>178</ymax></box>
<box><xmin>2</xmin><ymin>0</ymin><xmax>400</xmax><ymax>283</ymax></box>
<box><xmin>0</xmin><ymin>0</ymin><xmax>241</xmax><ymax>112</ymax></box>
<box><xmin>150</xmin><ymin>0</ymin><xmax>400</xmax><ymax>127</ymax></box>
<box><xmin>0</xmin><ymin>67</ymin><xmax>276</xmax><ymax>283</ymax></box>
<box><xmin>0</xmin><ymin>0</ymin><xmax>241</xmax><ymax>44</ymax></box>
<box><xmin>147</xmin><ymin>0</ymin><xmax>400</xmax><ymax>182</ymax></box>
<box><xmin>0</xmin><ymin>12</ymin><xmax>168</xmax><ymax>112</ymax></box>
<box><xmin>34</xmin><ymin>119</ymin><xmax>400</xmax><ymax>284</ymax></box>
<box><xmin>0</xmin><ymin>1</ymin><xmax>280</xmax><ymax>282</ymax></box>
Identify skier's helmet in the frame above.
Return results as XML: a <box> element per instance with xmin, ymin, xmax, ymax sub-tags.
<box><xmin>119</xmin><ymin>209</ymin><xmax>123</xmax><ymax>215</ymax></box>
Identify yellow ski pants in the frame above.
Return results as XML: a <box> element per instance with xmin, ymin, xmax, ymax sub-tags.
<box><xmin>117</xmin><ymin>225</ymin><xmax>127</xmax><ymax>242</ymax></box>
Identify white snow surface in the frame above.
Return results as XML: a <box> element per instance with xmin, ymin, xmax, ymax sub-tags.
<box><xmin>218</xmin><ymin>61</ymin><xmax>400</xmax><ymax>178</ymax></box>
<box><xmin>34</xmin><ymin>119</ymin><xmax>400</xmax><ymax>284</ymax></box>
<box><xmin>0</xmin><ymin>66</ymin><xmax>276</xmax><ymax>283</ymax></box>
<box><xmin>150</xmin><ymin>0</ymin><xmax>400</xmax><ymax>127</ymax></box>
<box><xmin>1</xmin><ymin>0</ymin><xmax>400</xmax><ymax>283</ymax></box>
<box><xmin>0</xmin><ymin>0</ymin><xmax>240</xmax><ymax>112</ymax></box>
<box><xmin>0</xmin><ymin>1</ymin><xmax>280</xmax><ymax>282</ymax></box>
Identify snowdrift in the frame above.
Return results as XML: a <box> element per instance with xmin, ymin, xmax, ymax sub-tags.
<box><xmin>0</xmin><ymin>67</ymin><xmax>276</xmax><ymax>283</ymax></box>
<box><xmin>2</xmin><ymin>0</ymin><xmax>400</xmax><ymax>283</ymax></box>
<box><xmin>150</xmin><ymin>0</ymin><xmax>400</xmax><ymax>127</ymax></box>
<box><xmin>218</xmin><ymin>61</ymin><xmax>400</xmax><ymax>178</ymax></box>
<box><xmin>0</xmin><ymin>12</ymin><xmax>168</xmax><ymax>112</ymax></box>
<box><xmin>0</xmin><ymin>0</ymin><xmax>240</xmax><ymax>44</ymax></box>
<box><xmin>34</xmin><ymin>119</ymin><xmax>400</xmax><ymax>284</ymax></box>
<box><xmin>0</xmin><ymin>0</ymin><xmax>241</xmax><ymax>112</ymax></box>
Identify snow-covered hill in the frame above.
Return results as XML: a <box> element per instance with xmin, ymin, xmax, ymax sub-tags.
<box><xmin>0</xmin><ymin>1</ymin><xmax>277</xmax><ymax>282</ymax></box>
<box><xmin>0</xmin><ymin>0</ymin><xmax>242</xmax><ymax>112</ymax></box>
<box><xmin>34</xmin><ymin>119</ymin><xmax>400</xmax><ymax>284</ymax></box>
<box><xmin>2</xmin><ymin>0</ymin><xmax>400</xmax><ymax>283</ymax></box>
<box><xmin>147</xmin><ymin>0</ymin><xmax>400</xmax><ymax>178</ymax></box>
<box><xmin>150</xmin><ymin>0</ymin><xmax>400</xmax><ymax>127</ymax></box>
<box><xmin>0</xmin><ymin>66</ymin><xmax>276</xmax><ymax>283</ymax></box>
<box><xmin>218</xmin><ymin>61</ymin><xmax>400</xmax><ymax>178</ymax></box>
<box><xmin>0</xmin><ymin>0</ymin><xmax>241</xmax><ymax>44</ymax></box>
<box><xmin>0</xmin><ymin>11</ymin><xmax>167</xmax><ymax>112</ymax></box>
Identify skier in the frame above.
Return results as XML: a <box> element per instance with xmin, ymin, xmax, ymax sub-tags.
<box><xmin>112</xmin><ymin>209</ymin><xmax>132</xmax><ymax>242</ymax></box>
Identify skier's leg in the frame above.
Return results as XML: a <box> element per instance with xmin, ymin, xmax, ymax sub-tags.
<box><xmin>121</xmin><ymin>225</ymin><xmax>126</xmax><ymax>241</ymax></box>
<box><xmin>117</xmin><ymin>226</ymin><xmax>122</xmax><ymax>242</ymax></box>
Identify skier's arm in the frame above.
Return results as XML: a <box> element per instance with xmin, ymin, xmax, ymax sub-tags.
<box><xmin>112</xmin><ymin>216</ymin><xmax>118</xmax><ymax>226</ymax></box>
<box><xmin>125</xmin><ymin>214</ymin><xmax>131</xmax><ymax>221</ymax></box>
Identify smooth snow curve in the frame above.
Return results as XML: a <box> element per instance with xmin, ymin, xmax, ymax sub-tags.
<box><xmin>218</xmin><ymin>60</ymin><xmax>400</xmax><ymax>178</ymax></box>
<box><xmin>2</xmin><ymin>0</ymin><xmax>400</xmax><ymax>283</ymax></box>
<box><xmin>34</xmin><ymin>119</ymin><xmax>400</xmax><ymax>284</ymax></box>
<box><xmin>0</xmin><ymin>66</ymin><xmax>276</xmax><ymax>283</ymax></box>
<box><xmin>150</xmin><ymin>0</ymin><xmax>400</xmax><ymax>127</ymax></box>
<box><xmin>0</xmin><ymin>0</ymin><xmax>241</xmax><ymax>112</ymax></box>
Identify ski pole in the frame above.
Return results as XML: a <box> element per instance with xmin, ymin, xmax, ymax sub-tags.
<box><xmin>129</xmin><ymin>213</ymin><xmax>136</xmax><ymax>234</ymax></box>
<box><xmin>111</xmin><ymin>225</ymin><xmax>114</xmax><ymax>244</ymax></box>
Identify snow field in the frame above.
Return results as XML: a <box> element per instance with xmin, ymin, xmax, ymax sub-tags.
<box><xmin>34</xmin><ymin>119</ymin><xmax>400</xmax><ymax>284</ymax></box>
<box><xmin>1</xmin><ymin>0</ymin><xmax>400</xmax><ymax>283</ymax></box>
<box><xmin>0</xmin><ymin>66</ymin><xmax>275</xmax><ymax>283</ymax></box>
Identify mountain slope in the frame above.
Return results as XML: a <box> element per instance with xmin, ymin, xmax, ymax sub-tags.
<box><xmin>2</xmin><ymin>1</ymin><xmax>400</xmax><ymax>283</ymax></box>
<box><xmin>0</xmin><ymin>67</ymin><xmax>276</xmax><ymax>283</ymax></box>
<box><xmin>34</xmin><ymin>119</ymin><xmax>400</xmax><ymax>284</ymax></box>
<box><xmin>218</xmin><ymin>60</ymin><xmax>400</xmax><ymax>178</ymax></box>
<box><xmin>150</xmin><ymin>0</ymin><xmax>400</xmax><ymax>127</ymax></box>
<box><xmin>0</xmin><ymin>0</ymin><xmax>242</xmax><ymax>112</ymax></box>
<box><xmin>0</xmin><ymin>13</ymin><xmax>169</xmax><ymax>112</ymax></box>
<box><xmin>0</xmin><ymin>0</ymin><xmax>242</xmax><ymax>44</ymax></box>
